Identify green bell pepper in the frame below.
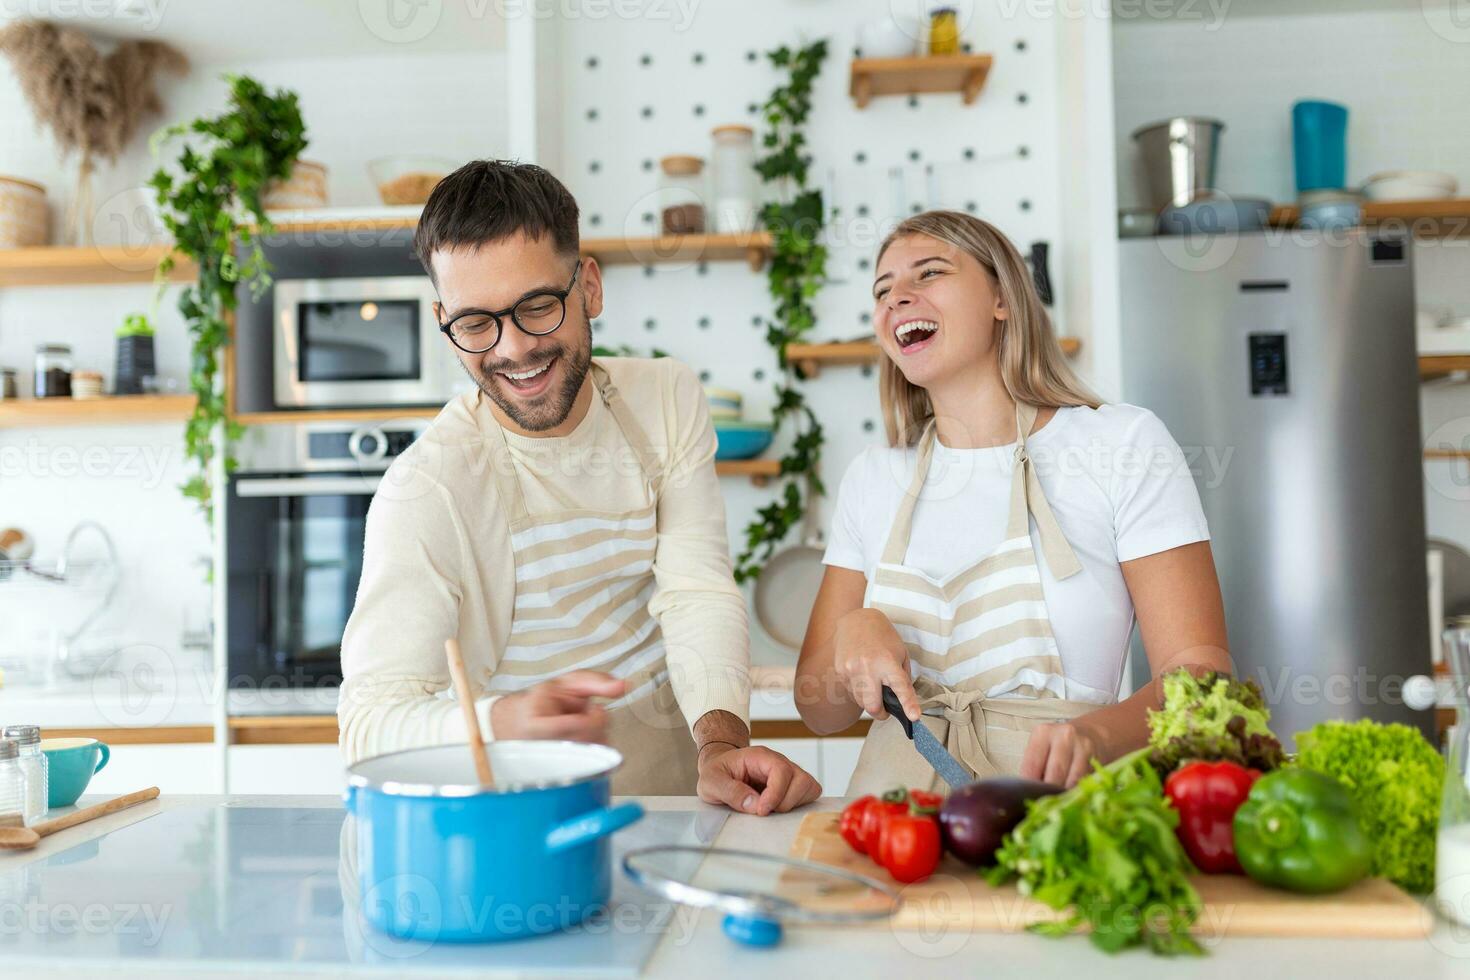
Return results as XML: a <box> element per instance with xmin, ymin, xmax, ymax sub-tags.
<box><xmin>1232</xmin><ymin>768</ymin><xmax>1372</xmax><ymax>894</ymax></box>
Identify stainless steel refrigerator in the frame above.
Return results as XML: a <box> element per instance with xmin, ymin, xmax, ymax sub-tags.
<box><xmin>1119</xmin><ymin>231</ymin><xmax>1432</xmax><ymax>741</ymax></box>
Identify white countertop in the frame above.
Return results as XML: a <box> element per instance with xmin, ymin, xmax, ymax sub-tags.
<box><xmin>3</xmin><ymin>793</ymin><xmax>1466</xmax><ymax>978</ymax></box>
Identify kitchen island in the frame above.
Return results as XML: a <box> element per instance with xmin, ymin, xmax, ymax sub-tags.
<box><xmin>2</xmin><ymin>794</ymin><xmax>1465</xmax><ymax>978</ymax></box>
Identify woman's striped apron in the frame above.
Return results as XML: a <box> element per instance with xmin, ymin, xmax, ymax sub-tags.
<box><xmin>847</xmin><ymin>402</ymin><xmax>1100</xmax><ymax>795</ymax></box>
<box><xmin>480</xmin><ymin>361</ymin><xmax>700</xmax><ymax>795</ymax></box>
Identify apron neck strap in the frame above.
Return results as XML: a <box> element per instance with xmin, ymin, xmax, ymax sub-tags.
<box><xmin>485</xmin><ymin>359</ymin><xmax>664</xmax><ymax>525</ymax></box>
<box><xmin>877</xmin><ymin>420</ymin><xmax>939</xmax><ymax>567</ymax></box>
<box><xmin>876</xmin><ymin>405</ymin><xmax>1083</xmax><ymax>580</ymax></box>
<box><xmin>1008</xmin><ymin>402</ymin><xmax>1082</xmax><ymax>579</ymax></box>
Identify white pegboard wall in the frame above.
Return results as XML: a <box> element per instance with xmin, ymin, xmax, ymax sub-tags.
<box><xmin>555</xmin><ymin>0</ymin><xmax>1067</xmax><ymax>561</ymax></box>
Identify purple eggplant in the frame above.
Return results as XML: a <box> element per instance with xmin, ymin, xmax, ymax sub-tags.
<box><xmin>938</xmin><ymin>777</ymin><xmax>1062</xmax><ymax>866</ymax></box>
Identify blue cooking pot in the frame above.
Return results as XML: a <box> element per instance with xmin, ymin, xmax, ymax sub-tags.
<box><xmin>345</xmin><ymin>741</ymin><xmax>643</xmax><ymax>943</ymax></box>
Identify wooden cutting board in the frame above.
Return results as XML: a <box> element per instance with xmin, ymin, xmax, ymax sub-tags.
<box><xmin>782</xmin><ymin>811</ymin><xmax>1432</xmax><ymax>939</ymax></box>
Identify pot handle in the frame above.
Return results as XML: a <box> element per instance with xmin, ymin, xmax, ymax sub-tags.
<box><xmin>545</xmin><ymin>802</ymin><xmax>644</xmax><ymax>855</ymax></box>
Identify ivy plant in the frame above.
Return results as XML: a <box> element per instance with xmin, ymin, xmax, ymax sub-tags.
<box><xmin>735</xmin><ymin>39</ymin><xmax>830</xmax><ymax>583</ymax></box>
<box><xmin>149</xmin><ymin>75</ymin><xmax>307</xmax><ymax>523</ymax></box>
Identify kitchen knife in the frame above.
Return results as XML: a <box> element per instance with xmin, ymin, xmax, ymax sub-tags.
<box><xmin>880</xmin><ymin>685</ymin><xmax>972</xmax><ymax>789</ymax></box>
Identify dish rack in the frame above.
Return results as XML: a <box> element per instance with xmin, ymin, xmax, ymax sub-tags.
<box><xmin>0</xmin><ymin>521</ymin><xmax>121</xmax><ymax>684</ymax></box>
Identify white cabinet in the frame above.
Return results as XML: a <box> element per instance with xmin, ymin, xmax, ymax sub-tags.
<box><xmin>88</xmin><ymin>744</ymin><xmax>219</xmax><ymax>796</ymax></box>
<box><xmin>227</xmin><ymin>746</ymin><xmax>346</xmax><ymax>796</ymax></box>
<box><xmin>818</xmin><ymin>738</ymin><xmax>864</xmax><ymax>797</ymax></box>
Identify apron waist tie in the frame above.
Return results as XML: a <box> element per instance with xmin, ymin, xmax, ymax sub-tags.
<box><xmin>914</xmin><ymin>678</ymin><xmax>1098</xmax><ymax>781</ymax></box>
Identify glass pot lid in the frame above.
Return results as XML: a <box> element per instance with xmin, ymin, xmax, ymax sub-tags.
<box><xmin>622</xmin><ymin>845</ymin><xmax>902</xmax><ymax>947</ymax></box>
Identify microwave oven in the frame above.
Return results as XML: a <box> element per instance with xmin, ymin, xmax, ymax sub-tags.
<box><xmin>273</xmin><ymin>275</ymin><xmax>464</xmax><ymax>408</ymax></box>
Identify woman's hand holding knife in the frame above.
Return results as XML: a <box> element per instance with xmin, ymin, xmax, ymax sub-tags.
<box><xmin>831</xmin><ymin>607</ymin><xmax>923</xmax><ymax>723</ymax></box>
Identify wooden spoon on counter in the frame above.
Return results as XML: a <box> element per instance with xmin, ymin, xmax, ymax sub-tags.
<box><xmin>0</xmin><ymin>786</ymin><xmax>161</xmax><ymax>850</ymax></box>
<box><xmin>445</xmin><ymin>637</ymin><xmax>495</xmax><ymax>788</ymax></box>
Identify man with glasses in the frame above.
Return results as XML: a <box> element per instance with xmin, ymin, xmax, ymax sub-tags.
<box><xmin>338</xmin><ymin>160</ymin><xmax>820</xmax><ymax>814</ymax></box>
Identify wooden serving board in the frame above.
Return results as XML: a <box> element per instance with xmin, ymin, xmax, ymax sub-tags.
<box><xmin>783</xmin><ymin>811</ymin><xmax>1432</xmax><ymax>940</ymax></box>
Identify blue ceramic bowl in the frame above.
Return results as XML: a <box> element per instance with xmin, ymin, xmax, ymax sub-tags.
<box><xmin>714</xmin><ymin>422</ymin><xmax>774</xmax><ymax>461</ymax></box>
<box><xmin>1300</xmin><ymin>199</ymin><xmax>1362</xmax><ymax>230</ymax></box>
<box><xmin>345</xmin><ymin>741</ymin><xmax>642</xmax><ymax>943</ymax></box>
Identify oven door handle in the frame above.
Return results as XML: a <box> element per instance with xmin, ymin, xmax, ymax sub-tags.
<box><xmin>234</xmin><ymin>476</ymin><xmax>383</xmax><ymax>498</ymax></box>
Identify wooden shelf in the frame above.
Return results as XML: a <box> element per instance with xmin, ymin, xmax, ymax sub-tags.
<box><xmin>849</xmin><ymin>54</ymin><xmax>993</xmax><ymax>109</ymax></box>
<box><xmin>0</xmin><ymin>394</ymin><xmax>195</xmax><ymax>428</ymax></box>
<box><xmin>1419</xmin><ymin>355</ymin><xmax>1470</xmax><ymax>380</ymax></box>
<box><xmin>0</xmin><ymin>243</ymin><xmax>195</xmax><ymax>288</ymax></box>
<box><xmin>0</xmin><ymin>223</ymin><xmax>773</xmax><ymax>289</ymax></box>
<box><xmin>788</xmin><ymin>335</ymin><xmax>1081</xmax><ymax>377</ymax></box>
<box><xmin>231</xmin><ymin>406</ymin><xmax>442</xmax><ymax>426</ymax></box>
<box><xmin>582</xmin><ymin>231</ymin><xmax>771</xmax><ymax>270</ymax></box>
<box><xmin>715</xmin><ymin>458</ymin><xmax>781</xmax><ymax>486</ymax></box>
<box><xmin>1269</xmin><ymin>198</ymin><xmax>1470</xmax><ymax>238</ymax></box>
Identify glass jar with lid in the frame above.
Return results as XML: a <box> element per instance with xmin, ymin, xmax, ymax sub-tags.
<box><xmin>34</xmin><ymin>344</ymin><xmax>72</xmax><ymax>398</ymax></box>
<box><xmin>659</xmin><ymin>156</ymin><xmax>707</xmax><ymax>235</ymax></box>
<box><xmin>0</xmin><ymin>740</ymin><xmax>24</xmax><ymax>829</ymax></box>
<box><xmin>0</xmin><ymin>367</ymin><xmax>16</xmax><ymax>400</ymax></box>
<box><xmin>710</xmin><ymin>125</ymin><xmax>758</xmax><ymax>234</ymax></box>
<box><xmin>2</xmin><ymin>726</ymin><xmax>45</xmax><ymax>826</ymax></box>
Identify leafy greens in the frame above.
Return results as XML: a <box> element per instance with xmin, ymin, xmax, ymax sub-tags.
<box><xmin>986</xmin><ymin>750</ymin><xmax>1203</xmax><ymax>956</ymax></box>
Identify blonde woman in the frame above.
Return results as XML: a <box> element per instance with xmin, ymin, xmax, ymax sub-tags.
<box><xmin>796</xmin><ymin>211</ymin><xmax>1230</xmax><ymax>792</ymax></box>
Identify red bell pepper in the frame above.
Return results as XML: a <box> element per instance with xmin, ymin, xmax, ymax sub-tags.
<box><xmin>1163</xmin><ymin>760</ymin><xmax>1261</xmax><ymax>874</ymax></box>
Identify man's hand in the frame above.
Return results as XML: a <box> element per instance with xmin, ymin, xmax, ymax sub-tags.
<box><xmin>489</xmin><ymin>670</ymin><xmax>625</xmax><ymax>742</ymax></box>
<box><xmin>696</xmin><ymin>744</ymin><xmax>822</xmax><ymax>815</ymax></box>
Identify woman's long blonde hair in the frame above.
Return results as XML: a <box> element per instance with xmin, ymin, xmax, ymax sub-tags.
<box><xmin>875</xmin><ymin>211</ymin><xmax>1100</xmax><ymax>447</ymax></box>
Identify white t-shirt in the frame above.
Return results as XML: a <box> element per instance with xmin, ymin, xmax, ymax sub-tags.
<box><xmin>823</xmin><ymin>403</ymin><xmax>1210</xmax><ymax>703</ymax></box>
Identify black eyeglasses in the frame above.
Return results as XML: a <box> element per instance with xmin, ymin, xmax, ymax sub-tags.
<box><xmin>438</xmin><ymin>263</ymin><xmax>581</xmax><ymax>354</ymax></box>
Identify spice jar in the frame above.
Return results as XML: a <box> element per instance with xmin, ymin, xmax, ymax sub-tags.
<box><xmin>2</xmin><ymin>726</ymin><xmax>46</xmax><ymax>826</ymax></box>
<box><xmin>929</xmin><ymin>7</ymin><xmax>960</xmax><ymax>55</ymax></box>
<box><xmin>34</xmin><ymin>343</ymin><xmax>72</xmax><ymax>398</ymax></box>
<box><xmin>0</xmin><ymin>367</ymin><xmax>16</xmax><ymax>400</ymax></box>
<box><xmin>659</xmin><ymin>156</ymin><xmax>707</xmax><ymax>235</ymax></box>
<box><xmin>710</xmin><ymin>125</ymin><xmax>758</xmax><ymax>234</ymax></box>
<box><xmin>0</xmin><ymin>740</ymin><xmax>24</xmax><ymax>830</ymax></box>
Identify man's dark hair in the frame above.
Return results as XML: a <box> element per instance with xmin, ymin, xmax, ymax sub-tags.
<box><xmin>413</xmin><ymin>160</ymin><xmax>580</xmax><ymax>285</ymax></box>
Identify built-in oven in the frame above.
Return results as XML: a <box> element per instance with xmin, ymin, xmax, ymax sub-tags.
<box><xmin>273</xmin><ymin>275</ymin><xmax>462</xmax><ymax>408</ymax></box>
<box><xmin>226</xmin><ymin>420</ymin><xmax>427</xmax><ymax>696</ymax></box>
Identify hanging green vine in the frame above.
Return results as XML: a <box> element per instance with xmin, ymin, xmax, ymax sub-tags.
<box><xmin>735</xmin><ymin>39</ymin><xmax>830</xmax><ymax>583</ymax></box>
<box><xmin>149</xmin><ymin>74</ymin><xmax>307</xmax><ymax>523</ymax></box>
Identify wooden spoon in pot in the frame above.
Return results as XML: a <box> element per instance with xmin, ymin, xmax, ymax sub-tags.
<box><xmin>445</xmin><ymin>637</ymin><xmax>495</xmax><ymax>788</ymax></box>
<box><xmin>0</xmin><ymin>786</ymin><xmax>161</xmax><ymax>850</ymax></box>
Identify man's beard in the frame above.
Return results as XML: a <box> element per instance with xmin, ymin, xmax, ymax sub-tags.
<box><xmin>466</xmin><ymin>330</ymin><xmax>593</xmax><ymax>433</ymax></box>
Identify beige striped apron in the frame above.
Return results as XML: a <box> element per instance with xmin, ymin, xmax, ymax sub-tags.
<box><xmin>482</xmin><ymin>361</ymin><xmax>699</xmax><ymax>795</ymax></box>
<box><xmin>847</xmin><ymin>402</ymin><xmax>1100</xmax><ymax>795</ymax></box>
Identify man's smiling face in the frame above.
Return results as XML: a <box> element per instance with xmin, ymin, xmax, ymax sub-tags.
<box><xmin>431</xmin><ymin>230</ymin><xmax>603</xmax><ymax>435</ymax></box>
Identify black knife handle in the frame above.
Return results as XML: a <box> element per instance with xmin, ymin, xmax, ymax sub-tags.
<box><xmin>880</xmin><ymin>685</ymin><xmax>914</xmax><ymax>740</ymax></box>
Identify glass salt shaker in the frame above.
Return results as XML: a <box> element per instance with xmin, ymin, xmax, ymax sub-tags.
<box><xmin>2</xmin><ymin>725</ymin><xmax>46</xmax><ymax>826</ymax></box>
<box><xmin>0</xmin><ymin>740</ymin><xmax>24</xmax><ymax>829</ymax></box>
<box><xmin>1438</xmin><ymin>628</ymin><xmax>1470</xmax><ymax>927</ymax></box>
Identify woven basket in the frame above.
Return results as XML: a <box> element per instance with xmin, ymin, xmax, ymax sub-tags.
<box><xmin>0</xmin><ymin>177</ymin><xmax>48</xmax><ymax>248</ymax></box>
<box><xmin>263</xmin><ymin>160</ymin><xmax>329</xmax><ymax>210</ymax></box>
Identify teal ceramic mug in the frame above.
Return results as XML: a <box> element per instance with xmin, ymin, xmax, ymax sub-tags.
<box><xmin>40</xmin><ymin>737</ymin><xmax>110</xmax><ymax>808</ymax></box>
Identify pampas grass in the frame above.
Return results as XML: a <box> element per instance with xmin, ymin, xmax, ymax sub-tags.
<box><xmin>0</xmin><ymin>20</ymin><xmax>188</xmax><ymax>165</ymax></box>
